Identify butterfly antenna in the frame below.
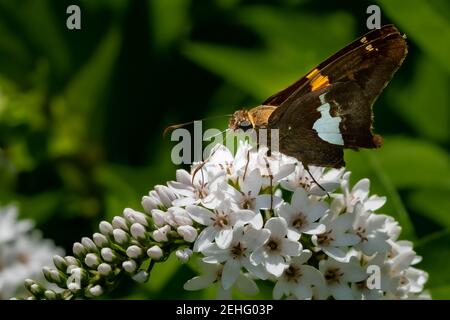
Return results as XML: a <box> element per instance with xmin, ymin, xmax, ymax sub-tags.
<box><xmin>163</xmin><ymin>114</ymin><xmax>232</xmax><ymax>137</ymax></box>
<box><xmin>304</xmin><ymin>166</ymin><xmax>330</xmax><ymax>199</ymax></box>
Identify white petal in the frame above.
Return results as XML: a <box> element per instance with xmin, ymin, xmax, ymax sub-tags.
<box><xmin>194</xmin><ymin>227</ymin><xmax>216</xmax><ymax>252</ymax></box>
<box><xmin>265</xmin><ymin>217</ymin><xmax>288</xmax><ymax>237</ymax></box>
<box><xmin>281</xmin><ymin>239</ymin><xmax>302</xmax><ymax>256</ymax></box>
<box><xmin>183</xmin><ymin>274</ymin><xmax>217</xmax><ymax>290</ymax></box>
<box><xmin>292</xmin><ymin>188</ymin><xmax>309</xmax><ymax>212</ymax></box>
<box><xmin>222</xmin><ymin>259</ymin><xmax>241</xmax><ymax>290</ymax></box>
<box><xmin>216</xmin><ymin>228</ymin><xmax>233</xmax><ymax>249</ymax></box>
<box><xmin>243</xmin><ymin>228</ymin><xmax>270</xmax><ymax>250</ymax></box>
<box><xmin>249</xmin><ymin>213</ymin><xmax>263</xmax><ymax>229</ymax></box>
<box><xmin>365</xmin><ymin>196</ymin><xmax>386</xmax><ymax>211</ymax></box>
<box><xmin>330</xmin><ymin>283</ymin><xmax>354</xmax><ymax>300</ymax></box>
<box><xmin>293</xmin><ymin>283</ymin><xmax>312</xmax><ymax>300</ymax></box>
<box><xmin>185</xmin><ymin>205</ymin><xmax>213</xmax><ymax>225</ymax></box>
<box><xmin>241</xmin><ymin>169</ymin><xmax>262</xmax><ymax>195</ymax></box>
<box><xmin>265</xmin><ymin>255</ymin><xmax>287</xmax><ymax>277</ymax></box>
<box><xmin>352</xmin><ymin>178</ymin><xmax>370</xmax><ymax>201</ymax></box>
<box><xmin>236</xmin><ymin>274</ymin><xmax>259</xmax><ymax>295</ymax></box>
<box><xmin>273</xmin><ymin>280</ymin><xmax>287</xmax><ymax>300</ymax></box>
<box><xmin>301</xmin><ymin>223</ymin><xmax>326</xmax><ymax>235</ymax></box>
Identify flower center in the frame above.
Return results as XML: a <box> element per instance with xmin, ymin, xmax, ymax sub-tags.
<box><xmin>213</xmin><ymin>212</ymin><xmax>229</xmax><ymax>229</ymax></box>
<box><xmin>324</xmin><ymin>268</ymin><xmax>344</xmax><ymax>284</ymax></box>
<box><xmin>355</xmin><ymin>226</ymin><xmax>368</xmax><ymax>242</ymax></box>
<box><xmin>265</xmin><ymin>238</ymin><xmax>281</xmax><ymax>253</ymax></box>
<box><xmin>240</xmin><ymin>192</ymin><xmax>254</xmax><ymax>210</ymax></box>
<box><xmin>317</xmin><ymin>230</ymin><xmax>334</xmax><ymax>246</ymax></box>
<box><xmin>292</xmin><ymin>213</ymin><xmax>307</xmax><ymax>230</ymax></box>
<box><xmin>284</xmin><ymin>265</ymin><xmax>302</xmax><ymax>283</ymax></box>
<box><xmin>230</xmin><ymin>242</ymin><xmax>246</xmax><ymax>259</ymax></box>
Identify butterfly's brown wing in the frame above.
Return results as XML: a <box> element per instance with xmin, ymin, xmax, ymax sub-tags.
<box><xmin>263</xmin><ymin>25</ymin><xmax>402</xmax><ymax>106</ymax></box>
<box><xmin>267</xmin><ymin>27</ymin><xmax>407</xmax><ymax>168</ymax></box>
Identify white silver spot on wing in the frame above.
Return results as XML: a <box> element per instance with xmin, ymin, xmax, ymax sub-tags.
<box><xmin>313</xmin><ymin>93</ymin><xmax>344</xmax><ymax>145</ymax></box>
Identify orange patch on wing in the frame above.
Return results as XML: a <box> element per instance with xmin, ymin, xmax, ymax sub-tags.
<box><xmin>310</xmin><ymin>74</ymin><xmax>330</xmax><ymax>91</ymax></box>
<box><xmin>306</xmin><ymin>68</ymin><xmax>320</xmax><ymax>79</ymax></box>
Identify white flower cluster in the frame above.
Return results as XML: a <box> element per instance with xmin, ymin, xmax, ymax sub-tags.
<box><xmin>147</xmin><ymin>142</ymin><xmax>429</xmax><ymax>300</ymax></box>
<box><xmin>21</xmin><ymin>142</ymin><xmax>429</xmax><ymax>300</ymax></box>
<box><xmin>0</xmin><ymin>205</ymin><xmax>63</xmax><ymax>299</ymax></box>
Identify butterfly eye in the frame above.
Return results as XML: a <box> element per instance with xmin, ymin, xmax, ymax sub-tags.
<box><xmin>238</xmin><ymin>120</ymin><xmax>253</xmax><ymax>131</ymax></box>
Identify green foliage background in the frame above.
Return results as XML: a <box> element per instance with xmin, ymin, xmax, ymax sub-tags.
<box><xmin>0</xmin><ymin>0</ymin><xmax>448</xmax><ymax>299</ymax></box>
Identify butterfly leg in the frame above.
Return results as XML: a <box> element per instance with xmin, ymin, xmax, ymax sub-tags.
<box><xmin>304</xmin><ymin>164</ymin><xmax>330</xmax><ymax>198</ymax></box>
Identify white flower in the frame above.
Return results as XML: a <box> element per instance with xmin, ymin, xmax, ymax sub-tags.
<box><xmin>251</xmin><ymin>217</ymin><xmax>302</xmax><ymax>277</ymax></box>
<box><xmin>183</xmin><ymin>261</ymin><xmax>259</xmax><ymax>299</ymax></box>
<box><xmin>0</xmin><ymin>205</ymin><xmax>63</xmax><ymax>299</ymax></box>
<box><xmin>276</xmin><ymin>187</ymin><xmax>328</xmax><ymax>241</ymax></box>
<box><xmin>311</xmin><ymin>210</ymin><xmax>359</xmax><ymax>262</ymax></box>
<box><xmin>273</xmin><ymin>250</ymin><xmax>325</xmax><ymax>300</ymax></box>
<box><xmin>337</xmin><ymin>172</ymin><xmax>386</xmax><ymax>212</ymax></box>
<box><xmin>186</xmin><ymin>202</ymin><xmax>262</xmax><ymax>251</ymax></box>
<box><xmin>168</xmin><ymin>167</ymin><xmax>225</xmax><ymax>208</ymax></box>
<box><xmin>351</xmin><ymin>203</ymin><xmax>390</xmax><ymax>255</ymax></box>
<box><xmin>0</xmin><ymin>205</ymin><xmax>33</xmax><ymax>243</ymax></box>
<box><xmin>202</xmin><ymin>226</ymin><xmax>270</xmax><ymax>290</ymax></box>
<box><xmin>281</xmin><ymin>163</ymin><xmax>344</xmax><ymax>196</ymax></box>
<box><xmin>319</xmin><ymin>255</ymin><xmax>367</xmax><ymax>300</ymax></box>
<box><xmin>224</xmin><ymin>168</ymin><xmax>282</xmax><ymax>213</ymax></box>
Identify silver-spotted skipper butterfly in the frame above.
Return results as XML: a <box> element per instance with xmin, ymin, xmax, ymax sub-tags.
<box><xmin>229</xmin><ymin>24</ymin><xmax>408</xmax><ymax>169</ymax></box>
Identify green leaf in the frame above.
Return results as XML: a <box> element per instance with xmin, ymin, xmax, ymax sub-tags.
<box><xmin>183</xmin><ymin>7</ymin><xmax>355</xmax><ymax>101</ymax></box>
<box><xmin>389</xmin><ymin>57</ymin><xmax>449</xmax><ymax>142</ymax></box>
<box><xmin>416</xmin><ymin>231</ymin><xmax>450</xmax><ymax>288</ymax></box>
<box><xmin>150</xmin><ymin>0</ymin><xmax>190</xmax><ymax>52</ymax></box>
<box><xmin>378</xmin><ymin>0</ymin><xmax>450</xmax><ymax>73</ymax></box>
<box><xmin>429</xmin><ymin>286</ymin><xmax>450</xmax><ymax>299</ymax></box>
<box><xmin>49</xmin><ymin>28</ymin><xmax>121</xmax><ymax>156</ymax></box>
<box><xmin>374</xmin><ymin>137</ymin><xmax>450</xmax><ymax>189</ymax></box>
<box><xmin>408</xmin><ymin>188</ymin><xmax>450</xmax><ymax>229</ymax></box>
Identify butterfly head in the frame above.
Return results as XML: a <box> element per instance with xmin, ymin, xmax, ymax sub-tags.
<box><xmin>228</xmin><ymin>110</ymin><xmax>254</xmax><ymax>132</ymax></box>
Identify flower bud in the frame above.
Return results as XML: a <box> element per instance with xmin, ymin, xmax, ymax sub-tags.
<box><xmin>81</xmin><ymin>237</ymin><xmax>98</xmax><ymax>252</ymax></box>
<box><xmin>113</xmin><ymin>228</ymin><xmax>130</xmax><ymax>245</ymax></box>
<box><xmin>176</xmin><ymin>248</ymin><xmax>192</xmax><ymax>264</ymax></box>
<box><xmin>130</xmin><ymin>223</ymin><xmax>146</xmax><ymax>240</ymax></box>
<box><xmin>65</xmin><ymin>256</ymin><xmax>81</xmax><ymax>267</ymax></box>
<box><xmin>155</xmin><ymin>185</ymin><xmax>177</xmax><ymax>206</ymax></box>
<box><xmin>122</xmin><ymin>260</ymin><xmax>137</xmax><ymax>273</ymax></box>
<box><xmin>44</xmin><ymin>290</ymin><xmax>57</xmax><ymax>300</ymax></box>
<box><xmin>97</xmin><ymin>263</ymin><xmax>112</xmax><ymax>276</ymax></box>
<box><xmin>89</xmin><ymin>285</ymin><xmax>103</xmax><ymax>297</ymax></box>
<box><xmin>177</xmin><ymin>225</ymin><xmax>198</xmax><ymax>243</ymax></box>
<box><xmin>126</xmin><ymin>245</ymin><xmax>143</xmax><ymax>259</ymax></box>
<box><xmin>93</xmin><ymin>233</ymin><xmax>109</xmax><ymax>248</ymax></box>
<box><xmin>53</xmin><ymin>255</ymin><xmax>68</xmax><ymax>272</ymax></box>
<box><xmin>151</xmin><ymin>209</ymin><xmax>165</xmax><ymax>227</ymax></box>
<box><xmin>132</xmin><ymin>270</ymin><xmax>149</xmax><ymax>283</ymax></box>
<box><xmin>85</xmin><ymin>253</ymin><xmax>101</xmax><ymax>268</ymax></box>
<box><xmin>152</xmin><ymin>225</ymin><xmax>171</xmax><ymax>242</ymax></box>
<box><xmin>142</xmin><ymin>195</ymin><xmax>159</xmax><ymax>213</ymax></box>
<box><xmin>147</xmin><ymin>245</ymin><xmax>163</xmax><ymax>260</ymax></box>
<box><xmin>124</xmin><ymin>208</ymin><xmax>149</xmax><ymax>227</ymax></box>
<box><xmin>99</xmin><ymin>221</ymin><xmax>114</xmax><ymax>236</ymax></box>
<box><xmin>101</xmin><ymin>248</ymin><xmax>118</xmax><ymax>263</ymax></box>
<box><xmin>112</xmin><ymin>216</ymin><xmax>129</xmax><ymax>231</ymax></box>
<box><xmin>73</xmin><ymin>242</ymin><xmax>86</xmax><ymax>259</ymax></box>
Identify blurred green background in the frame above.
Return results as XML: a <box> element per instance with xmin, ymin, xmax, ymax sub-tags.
<box><xmin>0</xmin><ymin>0</ymin><xmax>449</xmax><ymax>299</ymax></box>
